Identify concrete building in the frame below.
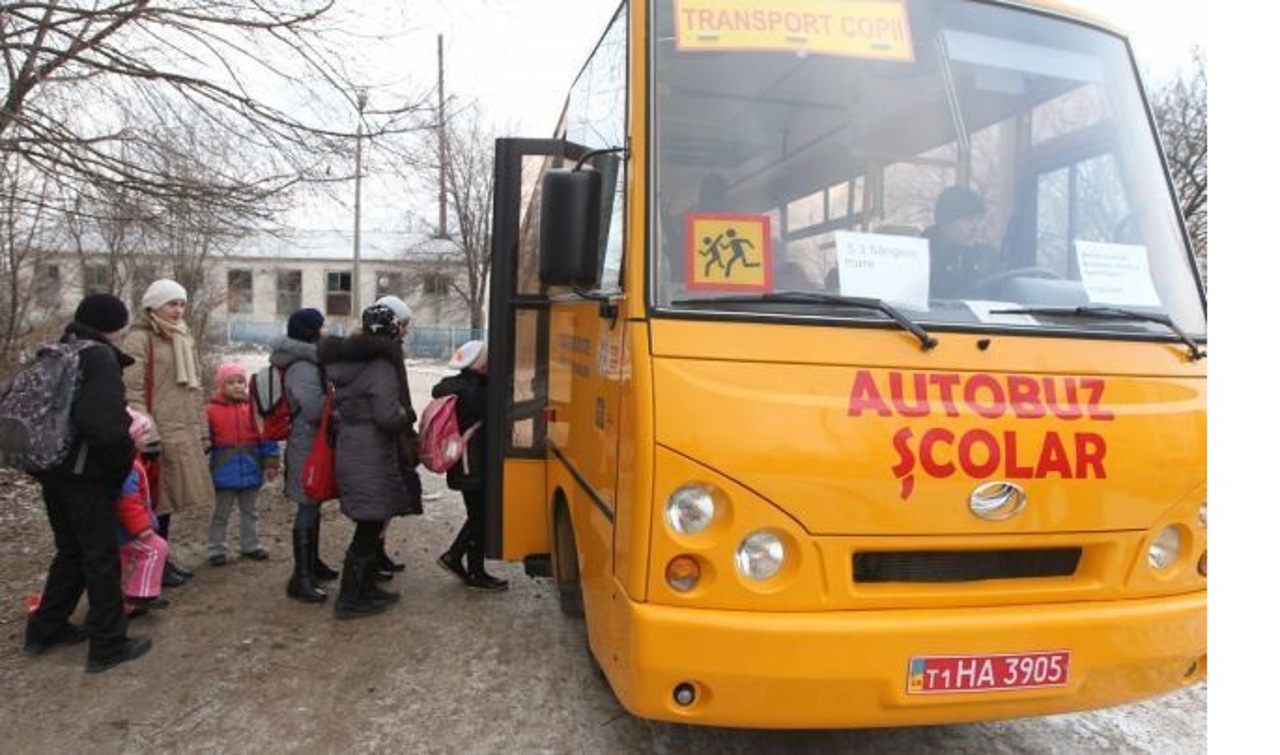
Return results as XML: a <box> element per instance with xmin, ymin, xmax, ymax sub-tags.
<box><xmin>27</xmin><ymin>228</ymin><xmax>485</xmax><ymax>358</ymax></box>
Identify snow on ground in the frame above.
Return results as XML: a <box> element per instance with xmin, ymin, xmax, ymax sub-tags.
<box><xmin>217</xmin><ymin>347</ymin><xmax>455</xmax><ymax>398</ymax></box>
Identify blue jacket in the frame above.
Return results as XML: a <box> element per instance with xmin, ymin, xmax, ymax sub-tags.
<box><xmin>206</xmin><ymin>395</ymin><xmax>280</xmax><ymax>490</ymax></box>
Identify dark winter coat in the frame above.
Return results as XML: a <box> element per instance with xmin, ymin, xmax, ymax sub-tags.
<box><xmin>430</xmin><ymin>369</ymin><xmax>488</xmax><ymax>492</ymax></box>
<box><xmin>38</xmin><ymin>321</ymin><xmax>136</xmax><ymax>490</ymax></box>
<box><xmin>922</xmin><ymin>225</ymin><xmax>1001</xmax><ymax>299</ymax></box>
<box><xmin>268</xmin><ymin>335</ymin><xmax>327</xmax><ymax>505</ymax></box>
<box><xmin>317</xmin><ymin>334</ymin><xmax>418</xmax><ymax>522</ymax></box>
<box><xmin>206</xmin><ymin>395</ymin><xmax>279</xmax><ymax>490</ymax></box>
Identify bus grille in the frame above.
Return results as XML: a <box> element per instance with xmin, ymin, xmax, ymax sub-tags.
<box><xmin>853</xmin><ymin>548</ymin><xmax>1082</xmax><ymax>583</ymax></box>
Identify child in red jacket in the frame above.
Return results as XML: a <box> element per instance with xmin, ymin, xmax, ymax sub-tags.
<box><xmin>118</xmin><ymin>408</ymin><xmax>169</xmax><ymax>616</ymax></box>
<box><xmin>206</xmin><ymin>362</ymin><xmax>280</xmax><ymax>566</ymax></box>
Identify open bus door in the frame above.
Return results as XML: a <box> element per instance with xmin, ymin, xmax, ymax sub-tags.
<box><xmin>485</xmin><ymin>137</ymin><xmax>591</xmax><ymax>575</ymax></box>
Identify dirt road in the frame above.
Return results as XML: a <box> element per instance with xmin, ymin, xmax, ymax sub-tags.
<box><xmin>0</xmin><ymin>355</ymin><xmax>1207</xmax><ymax>752</ymax></box>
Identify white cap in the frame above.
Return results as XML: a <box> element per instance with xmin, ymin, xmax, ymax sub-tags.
<box><xmin>448</xmin><ymin>340</ymin><xmax>487</xmax><ymax>370</ymax></box>
<box><xmin>373</xmin><ymin>295</ymin><xmax>412</xmax><ymax>323</ymax></box>
<box><xmin>142</xmin><ymin>278</ymin><xmax>187</xmax><ymax>311</ymax></box>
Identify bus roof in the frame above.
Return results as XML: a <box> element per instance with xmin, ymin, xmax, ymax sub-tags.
<box><xmin>998</xmin><ymin>0</ymin><xmax>1128</xmax><ymax>39</ymax></box>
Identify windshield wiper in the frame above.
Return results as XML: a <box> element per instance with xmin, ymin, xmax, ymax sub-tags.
<box><xmin>990</xmin><ymin>305</ymin><xmax>1206</xmax><ymax>361</ymax></box>
<box><xmin>671</xmin><ymin>291</ymin><xmax>938</xmax><ymax>351</ymax></box>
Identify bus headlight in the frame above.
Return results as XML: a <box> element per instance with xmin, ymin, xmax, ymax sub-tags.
<box><xmin>735</xmin><ymin>530</ymin><xmax>784</xmax><ymax>581</ymax></box>
<box><xmin>665</xmin><ymin>484</ymin><xmax>717</xmax><ymax>535</ymax></box>
<box><xmin>1147</xmin><ymin>526</ymin><xmax>1182</xmax><ymax>570</ymax></box>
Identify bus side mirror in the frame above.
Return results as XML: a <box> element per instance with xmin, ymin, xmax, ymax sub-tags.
<box><xmin>539</xmin><ymin>168</ymin><xmax>602</xmax><ymax>288</ymax></box>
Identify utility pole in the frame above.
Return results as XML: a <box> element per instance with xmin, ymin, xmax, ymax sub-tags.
<box><xmin>353</xmin><ymin>87</ymin><xmax>368</xmax><ymax>317</ymax></box>
<box><xmin>436</xmin><ymin>33</ymin><xmax>448</xmax><ymax>239</ymax></box>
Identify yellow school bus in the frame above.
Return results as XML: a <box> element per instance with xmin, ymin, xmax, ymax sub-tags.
<box><xmin>484</xmin><ymin>0</ymin><xmax>1206</xmax><ymax>728</ymax></box>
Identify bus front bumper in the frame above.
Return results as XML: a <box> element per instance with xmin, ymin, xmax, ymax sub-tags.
<box><xmin>605</xmin><ymin>591</ymin><xmax>1206</xmax><ymax>728</ymax></box>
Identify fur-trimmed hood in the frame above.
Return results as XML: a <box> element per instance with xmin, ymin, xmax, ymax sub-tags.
<box><xmin>316</xmin><ymin>334</ymin><xmax>402</xmax><ymax>368</ymax></box>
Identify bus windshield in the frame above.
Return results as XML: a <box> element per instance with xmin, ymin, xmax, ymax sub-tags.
<box><xmin>651</xmin><ymin>0</ymin><xmax>1206</xmax><ymax>339</ymax></box>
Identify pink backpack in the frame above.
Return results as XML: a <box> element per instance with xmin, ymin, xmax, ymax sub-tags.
<box><xmin>419</xmin><ymin>394</ymin><xmax>482</xmax><ymax>474</ymax></box>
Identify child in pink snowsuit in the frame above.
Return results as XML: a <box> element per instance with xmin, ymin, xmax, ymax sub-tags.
<box><xmin>118</xmin><ymin>408</ymin><xmax>170</xmax><ymax>616</ymax></box>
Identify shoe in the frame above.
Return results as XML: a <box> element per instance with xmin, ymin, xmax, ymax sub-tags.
<box><xmin>287</xmin><ymin>528</ymin><xmax>328</xmax><ymax>604</ymax></box>
<box><xmin>310</xmin><ymin>522</ymin><xmax>339</xmax><ymax>581</ymax></box>
<box><xmin>162</xmin><ymin>562</ymin><xmax>187</xmax><ymax>586</ymax></box>
<box><xmin>312</xmin><ymin>558</ymin><xmax>339</xmax><ymax>582</ymax></box>
<box><xmin>334</xmin><ymin>553</ymin><xmax>393</xmax><ymax>620</ymax></box>
<box><xmin>208</xmin><ymin>554</ymin><xmax>228</xmax><ymax>567</ymax></box>
<box><xmin>22</xmin><ymin>624</ymin><xmax>87</xmax><ymax>657</ymax></box>
<box><xmin>169</xmin><ymin>562</ymin><xmax>195</xmax><ymax>579</ymax></box>
<box><xmin>131</xmin><ymin>595</ymin><xmax>170</xmax><ymax>610</ymax></box>
<box><xmin>242</xmin><ymin>548</ymin><xmax>270</xmax><ymax>561</ymax></box>
<box><xmin>464</xmin><ymin>572</ymin><xmax>509</xmax><ymax>591</ymax></box>
<box><xmin>86</xmin><ymin>636</ymin><xmax>152</xmax><ymax>674</ymax></box>
<box><xmin>436</xmin><ymin>553</ymin><xmax>467</xmax><ymax>583</ymax></box>
<box><xmin>376</xmin><ymin>538</ymin><xmax>406</xmax><ymax>573</ymax></box>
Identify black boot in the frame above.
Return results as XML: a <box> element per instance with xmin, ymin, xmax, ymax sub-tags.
<box><xmin>436</xmin><ymin>550</ymin><xmax>467</xmax><ymax>582</ymax></box>
<box><xmin>161</xmin><ymin>561</ymin><xmax>187</xmax><ymax>587</ymax></box>
<box><xmin>310</xmin><ymin>522</ymin><xmax>338</xmax><ymax>581</ymax></box>
<box><xmin>464</xmin><ymin>535</ymin><xmax>508</xmax><ymax>591</ymax></box>
<box><xmin>361</xmin><ymin>564</ymin><xmax>401</xmax><ymax>606</ymax></box>
<box><xmin>334</xmin><ymin>552</ymin><xmax>392</xmax><ymax>620</ymax></box>
<box><xmin>376</xmin><ymin>537</ymin><xmax>406</xmax><ymax>574</ymax></box>
<box><xmin>286</xmin><ymin>529</ymin><xmax>327</xmax><ymax>603</ymax></box>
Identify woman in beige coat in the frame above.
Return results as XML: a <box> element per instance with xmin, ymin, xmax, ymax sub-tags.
<box><xmin>122</xmin><ymin>279</ymin><xmax>215</xmax><ymax>587</ymax></box>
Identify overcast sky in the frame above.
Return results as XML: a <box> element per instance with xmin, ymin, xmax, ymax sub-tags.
<box><xmin>326</xmin><ymin>0</ymin><xmax>1205</xmax><ymax>234</ymax></box>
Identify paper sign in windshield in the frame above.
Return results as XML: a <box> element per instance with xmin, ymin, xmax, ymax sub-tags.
<box><xmin>1074</xmin><ymin>241</ymin><xmax>1162</xmax><ymax>308</ymax></box>
<box><xmin>834</xmin><ymin>231</ymin><xmax>929</xmax><ymax>310</ymax></box>
<box><xmin>674</xmin><ymin>0</ymin><xmax>915</xmax><ymax>62</ymax></box>
<box><xmin>685</xmin><ymin>212</ymin><xmax>774</xmax><ymax>292</ymax></box>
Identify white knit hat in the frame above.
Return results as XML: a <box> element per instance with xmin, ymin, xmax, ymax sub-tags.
<box><xmin>141</xmin><ymin>278</ymin><xmax>188</xmax><ymax>311</ymax></box>
<box><xmin>448</xmin><ymin>340</ymin><xmax>487</xmax><ymax>370</ymax></box>
<box><xmin>374</xmin><ymin>295</ymin><xmax>412</xmax><ymax>323</ymax></box>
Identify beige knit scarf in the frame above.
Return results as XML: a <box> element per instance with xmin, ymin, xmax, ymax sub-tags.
<box><xmin>149</xmin><ymin>312</ymin><xmax>200</xmax><ymax>388</ymax></box>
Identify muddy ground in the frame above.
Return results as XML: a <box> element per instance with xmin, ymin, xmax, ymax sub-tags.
<box><xmin>0</xmin><ymin>357</ymin><xmax>1206</xmax><ymax>753</ymax></box>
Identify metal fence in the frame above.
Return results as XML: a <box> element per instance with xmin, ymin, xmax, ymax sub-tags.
<box><xmin>221</xmin><ymin>320</ymin><xmax>485</xmax><ymax>360</ymax></box>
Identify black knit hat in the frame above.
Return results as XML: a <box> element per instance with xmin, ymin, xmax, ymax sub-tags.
<box><xmin>361</xmin><ymin>303</ymin><xmax>400</xmax><ymax>338</ymax></box>
<box><xmin>74</xmin><ymin>293</ymin><xmax>130</xmax><ymax>334</ymax></box>
<box><xmin>287</xmin><ymin>308</ymin><xmax>325</xmax><ymax>343</ymax></box>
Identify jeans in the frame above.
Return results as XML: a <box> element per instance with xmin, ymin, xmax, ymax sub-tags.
<box><xmin>293</xmin><ymin>501</ymin><xmax>319</xmax><ymax>532</ymax></box>
<box><xmin>208</xmin><ymin>488</ymin><xmax>263</xmax><ymax>556</ymax></box>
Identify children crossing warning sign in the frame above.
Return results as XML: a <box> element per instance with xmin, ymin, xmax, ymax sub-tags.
<box><xmin>685</xmin><ymin>212</ymin><xmax>774</xmax><ymax>292</ymax></box>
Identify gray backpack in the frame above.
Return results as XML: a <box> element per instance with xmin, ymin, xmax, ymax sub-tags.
<box><xmin>0</xmin><ymin>338</ymin><xmax>99</xmax><ymax>474</ymax></box>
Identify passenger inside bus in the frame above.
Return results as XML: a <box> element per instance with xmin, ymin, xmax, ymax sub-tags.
<box><xmin>922</xmin><ymin>186</ymin><xmax>1002</xmax><ymax>300</ymax></box>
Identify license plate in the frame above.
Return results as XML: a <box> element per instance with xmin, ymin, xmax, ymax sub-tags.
<box><xmin>906</xmin><ymin>651</ymin><xmax>1071</xmax><ymax>694</ymax></box>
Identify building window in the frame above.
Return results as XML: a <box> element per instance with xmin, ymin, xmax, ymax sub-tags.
<box><xmin>83</xmin><ymin>263</ymin><xmax>110</xmax><ymax>296</ymax></box>
<box><xmin>227</xmin><ymin>269</ymin><xmax>254</xmax><ymax>314</ymax></box>
<box><xmin>423</xmin><ymin>271</ymin><xmax>452</xmax><ymax>296</ymax></box>
<box><xmin>35</xmin><ymin>264</ymin><xmax>61</xmax><ymax>308</ymax></box>
<box><xmin>376</xmin><ymin>271</ymin><xmax>404</xmax><ymax>300</ymax></box>
<box><xmin>326</xmin><ymin>271</ymin><xmax>352</xmax><ymax>316</ymax></box>
<box><xmin>276</xmin><ymin>269</ymin><xmax>302</xmax><ymax>316</ymax></box>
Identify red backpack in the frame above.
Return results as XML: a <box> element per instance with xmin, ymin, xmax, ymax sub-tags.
<box><xmin>419</xmin><ymin>394</ymin><xmax>482</xmax><ymax>474</ymax></box>
<box><xmin>249</xmin><ymin>364</ymin><xmax>292</xmax><ymax>441</ymax></box>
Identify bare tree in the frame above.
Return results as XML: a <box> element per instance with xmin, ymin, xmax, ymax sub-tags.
<box><xmin>416</xmin><ymin>107</ymin><xmax>494</xmax><ymax>330</ymax></box>
<box><xmin>0</xmin><ymin>1</ymin><xmax>432</xmax><ymax>361</ymax></box>
<box><xmin>0</xmin><ymin>157</ymin><xmax>65</xmax><ymax>365</ymax></box>
<box><xmin>1150</xmin><ymin>48</ymin><xmax>1208</xmax><ymax>260</ymax></box>
<box><xmin>1</xmin><ymin>1</ymin><xmax>428</xmax><ymax>216</ymax></box>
